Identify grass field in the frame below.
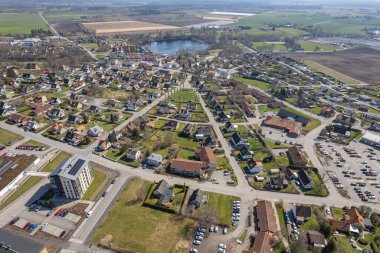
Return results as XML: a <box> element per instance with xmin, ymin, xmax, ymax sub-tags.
<box><xmin>199</xmin><ymin>191</ymin><xmax>240</xmax><ymax>226</ymax></box>
<box><xmin>40</xmin><ymin>151</ymin><xmax>72</xmax><ymax>172</ymax></box>
<box><xmin>0</xmin><ymin>128</ymin><xmax>21</xmax><ymax>145</ymax></box>
<box><xmin>233</xmin><ymin>76</ymin><xmax>271</xmax><ymax>91</ymax></box>
<box><xmin>21</xmin><ymin>140</ymin><xmax>49</xmax><ymax>148</ymax></box>
<box><xmin>230</xmin><ymin>10</ymin><xmax>377</xmax><ymax>35</ymax></box>
<box><xmin>0</xmin><ymin>176</ymin><xmax>43</xmax><ymax>211</ymax></box>
<box><xmin>82</xmin><ymin>20</ymin><xmax>179</xmax><ymax>34</ymax></box>
<box><xmin>0</xmin><ymin>13</ymin><xmax>50</xmax><ymax>34</ymax></box>
<box><xmin>244</xmin><ymin>27</ymin><xmax>308</xmax><ymax>37</ymax></box>
<box><xmin>298</xmin><ymin>41</ymin><xmax>339</xmax><ymax>52</ymax></box>
<box><xmin>251</xmin><ymin>42</ymin><xmax>287</xmax><ymax>52</ymax></box>
<box><xmin>92</xmin><ymin>178</ymin><xmax>194</xmax><ymax>253</ymax></box>
<box><xmin>305</xmin><ymin>61</ymin><xmax>360</xmax><ymax>84</ymax></box>
<box><xmin>81</xmin><ymin>170</ymin><xmax>108</xmax><ymax>201</ymax></box>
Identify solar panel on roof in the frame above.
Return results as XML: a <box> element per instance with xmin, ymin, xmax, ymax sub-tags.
<box><xmin>68</xmin><ymin>159</ymin><xmax>85</xmax><ymax>176</ymax></box>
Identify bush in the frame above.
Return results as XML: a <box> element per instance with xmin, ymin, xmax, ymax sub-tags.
<box><xmin>359</xmin><ymin>238</ymin><xmax>369</xmax><ymax>245</ymax></box>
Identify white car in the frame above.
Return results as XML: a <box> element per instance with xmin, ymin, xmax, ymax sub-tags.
<box><xmin>86</xmin><ymin>210</ymin><xmax>93</xmax><ymax>218</ymax></box>
<box><xmin>193</xmin><ymin>240</ymin><xmax>201</xmax><ymax>245</ymax></box>
<box><xmin>214</xmin><ymin>226</ymin><xmax>219</xmax><ymax>232</ymax></box>
<box><xmin>218</xmin><ymin>244</ymin><xmax>227</xmax><ymax>249</ymax></box>
<box><xmin>195</xmin><ymin>236</ymin><xmax>203</xmax><ymax>241</ymax></box>
<box><xmin>223</xmin><ymin>227</ymin><xmax>228</xmax><ymax>234</ymax></box>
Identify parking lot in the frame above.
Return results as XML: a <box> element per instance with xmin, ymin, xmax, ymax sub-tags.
<box><xmin>189</xmin><ymin>200</ymin><xmax>241</xmax><ymax>253</ymax></box>
<box><xmin>7</xmin><ymin>203</ymin><xmax>83</xmax><ymax>240</ymax></box>
<box><xmin>315</xmin><ymin>139</ymin><xmax>380</xmax><ymax>203</ymax></box>
<box><xmin>261</xmin><ymin>126</ymin><xmax>301</xmax><ymax>146</ymax></box>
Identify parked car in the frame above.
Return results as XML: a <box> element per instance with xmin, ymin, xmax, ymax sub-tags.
<box><xmin>59</xmin><ymin>231</ymin><xmax>67</xmax><ymax>238</ymax></box>
<box><xmin>193</xmin><ymin>240</ymin><xmax>201</xmax><ymax>245</ymax></box>
<box><xmin>223</xmin><ymin>227</ymin><xmax>228</xmax><ymax>234</ymax></box>
<box><xmin>218</xmin><ymin>244</ymin><xmax>227</xmax><ymax>250</ymax></box>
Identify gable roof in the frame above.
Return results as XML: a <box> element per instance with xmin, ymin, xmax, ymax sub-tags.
<box><xmin>295</xmin><ymin>205</ymin><xmax>312</xmax><ymax>218</ymax></box>
<box><xmin>288</xmin><ymin>145</ymin><xmax>308</xmax><ymax>166</ymax></box>
<box><xmin>256</xmin><ymin>200</ymin><xmax>277</xmax><ymax>233</ymax></box>
<box><xmin>171</xmin><ymin>158</ymin><xmax>204</xmax><ymax>172</ymax></box>
<box><xmin>298</xmin><ymin>169</ymin><xmax>312</xmax><ymax>186</ymax></box>
<box><xmin>197</xmin><ymin>147</ymin><xmax>217</xmax><ymax>165</ymax></box>
<box><xmin>251</xmin><ymin>232</ymin><xmax>273</xmax><ymax>253</ymax></box>
<box><xmin>278</xmin><ymin>108</ymin><xmax>310</xmax><ymax>125</ymax></box>
<box><xmin>308</xmin><ymin>230</ymin><xmax>326</xmax><ymax>245</ymax></box>
<box><xmin>346</xmin><ymin>207</ymin><xmax>364</xmax><ymax>227</ymax></box>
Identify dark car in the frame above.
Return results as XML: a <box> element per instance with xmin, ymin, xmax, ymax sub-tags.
<box><xmin>9</xmin><ymin>217</ymin><xmax>19</xmax><ymax>225</ymax></box>
<box><xmin>59</xmin><ymin>231</ymin><xmax>67</xmax><ymax>238</ymax></box>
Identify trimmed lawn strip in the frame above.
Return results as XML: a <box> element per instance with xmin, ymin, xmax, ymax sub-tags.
<box><xmin>0</xmin><ymin>176</ymin><xmax>43</xmax><ymax>211</ymax></box>
<box><xmin>21</xmin><ymin>140</ymin><xmax>49</xmax><ymax>148</ymax></box>
<box><xmin>0</xmin><ymin>128</ymin><xmax>22</xmax><ymax>145</ymax></box>
<box><xmin>40</xmin><ymin>151</ymin><xmax>72</xmax><ymax>172</ymax></box>
<box><xmin>82</xmin><ymin>169</ymin><xmax>108</xmax><ymax>201</ymax></box>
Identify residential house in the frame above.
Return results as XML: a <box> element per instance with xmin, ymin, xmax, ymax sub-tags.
<box><xmin>240</xmin><ymin>147</ymin><xmax>254</xmax><ymax>160</ymax></box>
<box><xmin>188</xmin><ymin>189</ymin><xmax>204</xmax><ymax>210</ymax></box>
<box><xmin>126</xmin><ymin>103</ymin><xmax>139</xmax><ymax>111</ymax></box>
<box><xmin>321</xmin><ymin>107</ymin><xmax>336</xmax><ymax>118</ymax></box>
<box><xmin>0</xmin><ymin>102</ymin><xmax>16</xmax><ymax>116</ymax></box>
<box><xmin>231</xmin><ymin>132</ymin><xmax>250</xmax><ymax>149</ymax></box>
<box><xmin>50</xmin><ymin>97</ymin><xmax>62</xmax><ymax>106</ymax></box>
<box><xmin>33</xmin><ymin>95</ymin><xmax>47</xmax><ymax>103</ymax></box>
<box><xmin>195</xmin><ymin>126</ymin><xmax>212</xmax><ymax>140</ymax></box>
<box><xmin>307</xmin><ymin>231</ymin><xmax>327</xmax><ymax>248</ymax></box>
<box><xmin>47</xmin><ymin>108</ymin><xmax>65</xmax><ymax>119</ymax></box>
<box><xmin>195</xmin><ymin>147</ymin><xmax>217</xmax><ymax>169</ymax></box>
<box><xmin>247</xmin><ymin>159</ymin><xmax>262</xmax><ymax>174</ymax></box>
<box><xmin>246</xmin><ymin>232</ymin><xmax>273</xmax><ymax>253</ymax></box>
<box><xmin>269</xmin><ymin>174</ymin><xmax>288</xmax><ymax>190</ymax></box>
<box><xmin>106</xmin><ymin>99</ymin><xmax>120</xmax><ymax>107</ymax></box>
<box><xmin>97</xmin><ymin>140</ymin><xmax>111</xmax><ymax>151</ymax></box>
<box><xmin>292</xmin><ymin>205</ymin><xmax>312</xmax><ymax>224</ymax></box>
<box><xmin>203</xmin><ymin>136</ymin><xmax>217</xmax><ymax>149</ymax></box>
<box><xmin>169</xmin><ymin>158</ymin><xmax>207</xmax><ymax>177</ymax></box>
<box><xmin>332</xmin><ymin>207</ymin><xmax>365</xmax><ymax>234</ymax></box>
<box><xmin>268</xmin><ymin>101</ymin><xmax>285</xmax><ymax>109</ymax></box>
<box><xmin>25</xmin><ymin>121</ymin><xmax>40</xmax><ymax>131</ymax></box>
<box><xmin>68</xmin><ymin>115</ymin><xmax>81</xmax><ymax>124</ymax></box>
<box><xmin>225</xmin><ymin>121</ymin><xmax>237</xmax><ymax>133</ymax></box>
<box><xmin>51</xmin><ymin>123</ymin><xmax>66</xmax><ymax>135</ymax></box>
<box><xmin>297</xmin><ymin>169</ymin><xmax>314</xmax><ymax>189</ymax></box>
<box><xmin>30</xmin><ymin>104</ymin><xmax>52</xmax><ymax>116</ymax></box>
<box><xmin>89</xmin><ymin>105</ymin><xmax>101</xmax><ymax>113</ymax></box>
<box><xmin>126</xmin><ymin>148</ymin><xmax>141</xmax><ymax>161</ymax></box>
<box><xmin>8</xmin><ymin>113</ymin><xmax>31</xmax><ymax>125</ymax></box>
<box><xmin>113</xmin><ymin>111</ymin><xmax>123</xmax><ymax>122</ymax></box>
<box><xmin>88</xmin><ymin>125</ymin><xmax>104</xmax><ymax>137</ymax></box>
<box><xmin>153</xmin><ymin>179</ymin><xmax>173</xmax><ymax>206</ymax></box>
<box><xmin>146</xmin><ymin>153</ymin><xmax>163</xmax><ymax>166</ymax></box>
<box><xmin>176</xmin><ymin>108</ymin><xmax>191</xmax><ymax>119</ymax></box>
<box><xmin>163</xmin><ymin>120</ymin><xmax>178</xmax><ymax>131</ymax></box>
<box><xmin>69</xmin><ymin>101</ymin><xmax>82</xmax><ymax>110</ymax></box>
<box><xmin>287</xmin><ymin>146</ymin><xmax>308</xmax><ymax>166</ymax></box>
<box><xmin>186</xmin><ymin>103</ymin><xmax>197</xmax><ymax>111</ymax></box>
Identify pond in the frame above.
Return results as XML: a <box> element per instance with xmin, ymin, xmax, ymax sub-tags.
<box><xmin>146</xmin><ymin>40</ymin><xmax>211</xmax><ymax>56</ymax></box>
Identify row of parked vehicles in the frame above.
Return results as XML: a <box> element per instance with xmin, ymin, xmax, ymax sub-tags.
<box><xmin>9</xmin><ymin>217</ymin><xmax>66</xmax><ymax>238</ymax></box>
<box><xmin>15</xmin><ymin>145</ymin><xmax>46</xmax><ymax>151</ymax></box>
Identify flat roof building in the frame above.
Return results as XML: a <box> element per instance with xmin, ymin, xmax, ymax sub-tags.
<box><xmin>361</xmin><ymin>132</ymin><xmax>380</xmax><ymax>149</ymax></box>
<box><xmin>0</xmin><ymin>228</ymin><xmax>48</xmax><ymax>253</ymax></box>
<box><xmin>49</xmin><ymin>155</ymin><xmax>93</xmax><ymax>199</ymax></box>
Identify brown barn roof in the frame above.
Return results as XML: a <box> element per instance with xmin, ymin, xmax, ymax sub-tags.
<box><xmin>171</xmin><ymin>159</ymin><xmax>205</xmax><ymax>172</ymax></box>
<box><xmin>288</xmin><ymin>145</ymin><xmax>308</xmax><ymax>166</ymax></box>
<box><xmin>256</xmin><ymin>200</ymin><xmax>277</xmax><ymax>233</ymax></box>
<box><xmin>252</xmin><ymin>232</ymin><xmax>273</xmax><ymax>253</ymax></box>
<box><xmin>196</xmin><ymin>147</ymin><xmax>217</xmax><ymax>165</ymax></box>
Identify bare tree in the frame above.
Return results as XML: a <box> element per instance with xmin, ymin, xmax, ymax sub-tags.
<box><xmin>198</xmin><ymin>206</ymin><xmax>219</xmax><ymax>228</ymax></box>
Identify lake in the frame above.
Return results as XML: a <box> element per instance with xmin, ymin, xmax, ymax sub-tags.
<box><xmin>147</xmin><ymin>40</ymin><xmax>211</xmax><ymax>56</ymax></box>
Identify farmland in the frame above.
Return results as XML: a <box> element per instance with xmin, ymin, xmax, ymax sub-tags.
<box><xmin>0</xmin><ymin>13</ymin><xmax>50</xmax><ymax>34</ymax></box>
<box><xmin>230</xmin><ymin>10</ymin><xmax>379</xmax><ymax>35</ymax></box>
<box><xmin>82</xmin><ymin>20</ymin><xmax>180</xmax><ymax>34</ymax></box>
<box><xmin>282</xmin><ymin>46</ymin><xmax>380</xmax><ymax>84</ymax></box>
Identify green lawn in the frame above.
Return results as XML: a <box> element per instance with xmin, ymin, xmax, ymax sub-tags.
<box><xmin>175</xmin><ymin>136</ymin><xmax>200</xmax><ymax>149</ymax></box>
<box><xmin>275</xmin><ymin>203</ymin><xmax>289</xmax><ymax>239</ymax></box>
<box><xmin>275</xmin><ymin>156</ymin><xmax>289</xmax><ymax>166</ymax></box>
<box><xmin>298</xmin><ymin>41</ymin><xmax>339</xmax><ymax>52</ymax></box>
<box><xmin>258</xmin><ymin>105</ymin><xmax>280</xmax><ymax>114</ymax></box>
<box><xmin>282</xmin><ymin>106</ymin><xmax>321</xmax><ymax>133</ymax></box>
<box><xmin>233</xmin><ymin>76</ymin><xmax>271</xmax><ymax>91</ymax></box>
<box><xmin>40</xmin><ymin>151</ymin><xmax>72</xmax><ymax>172</ymax></box>
<box><xmin>199</xmin><ymin>192</ymin><xmax>240</xmax><ymax>226</ymax></box>
<box><xmin>0</xmin><ymin>176</ymin><xmax>43</xmax><ymax>211</ymax></box>
<box><xmin>0</xmin><ymin>128</ymin><xmax>22</xmax><ymax>145</ymax></box>
<box><xmin>333</xmin><ymin>236</ymin><xmax>361</xmax><ymax>253</ymax></box>
<box><xmin>170</xmin><ymin>89</ymin><xmax>198</xmax><ymax>103</ymax></box>
<box><xmin>0</xmin><ymin>13</ymin><xmax>50</xmax><ymax>34</ymax></box>
<box><xmin>251</xmin><ymin>42</ymin><xmax>287</xmax><ymax>52</ymax></box>
<box><xmin>92</xmin><ymin>178</ymin><xmax>195</xmax><ymax>253</ymax></box>
<box><xmin>300</xmin><ymin>210</ymin><xmax>319</xmax><ymax>231</ymax></box>
<box><xmin>264</xmin><ymin>139</ymin><xmax>291</xmax><ymax>149</ymax></box>
<box><xmin>304</xmin><ymin>171</ymin><xmax>329</xmax><ymax>197</ymax></box>
<box><xmin>178</xmin><ymin>149</ymin><xmax>195</xmax><ymax>160</ymax></box>
<box><xmin>21</xmin><ymin>140</ymin><xmax>49</xmax><ymax>148</ymax></box>
<box><xmin>248</xmin><ymin>137</ymin><xmax>263</xmax><ymax>150</ymax></box>
<box><xmin>82</xmin><ymin>170</ymin><xmax>108</xmax><ymax>201</ymax></box>
<box><xmin>238</xmin><ymin>229</ymin><xmax>248</xmax><ymax>242</ymax></box>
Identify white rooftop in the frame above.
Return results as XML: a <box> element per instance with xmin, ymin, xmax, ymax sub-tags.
<box><xmin>362</xmin><ymin>132</ymin><xmax>380</xmax><ymax>144</ymax></box>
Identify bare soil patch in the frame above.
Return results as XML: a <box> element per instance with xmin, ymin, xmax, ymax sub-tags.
<box><xmin>280</xmin><ymin>46</ymin><xmax>380</xmax><ymax>84</ymax></box>
<box><xmin>82</xmin><ymin>20</ymin><xmax>179</xmax><ymax>34</ymax></box>
<box><xmin>52</xmin><ymin>21</ymin><xmax>86</xmax><ymax>36</ymax></box>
